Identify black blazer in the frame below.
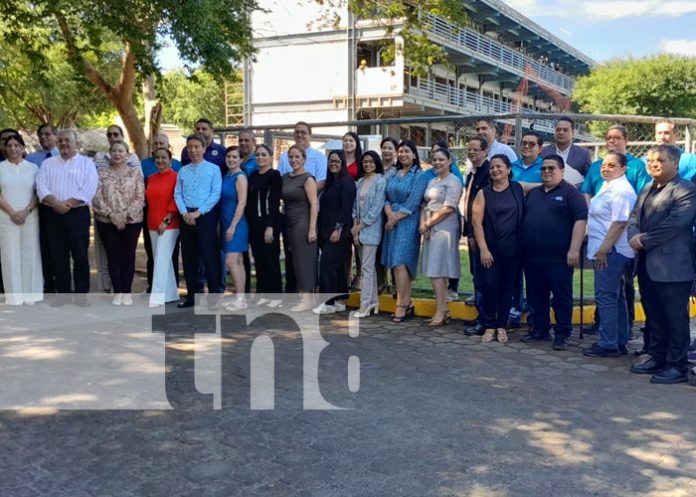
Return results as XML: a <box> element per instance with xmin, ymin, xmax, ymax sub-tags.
<box><xmin>318</xmin><ymin>174</ymin><xmax>356</xmax><ymax>240</ymax></box>
<box><xmin>627</xmin><ymin>175</ymin><xmax>696</xmax><ymax>282</ymax></box>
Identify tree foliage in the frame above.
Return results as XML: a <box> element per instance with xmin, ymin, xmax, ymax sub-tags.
<box><xmin>0</xmin><ymin>0</ymin><xmax>257</xmax><ymax>156</ymax></box>
<box><xmin>314</xmin><ymin>0</ymin><xmax>468</xmax><ymax>76</ymax></box>
<box><xmin>158</xmin><ymin>69</ymin><xmax>241</xmax><ymax>133</ymax></box>
<box><xmin>573</xmin><ymin>55</ymin><xmax>696</xmax><ymax>118</ymax></box>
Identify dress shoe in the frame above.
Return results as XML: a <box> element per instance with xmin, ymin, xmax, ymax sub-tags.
<box><xmin>552</xmin><ymin>336</ymin><xmax>568</xmax><ymax>351</ymax></box>
<box><xmin>630</xmin><ymin>358</ymin><xmax>665</xmax><ymax>375</ymax></box>
<box><xmin>464</xmin><ymin>323</ymin><xmax>485</xmax><ymax>336</ymax></box>
<box><xmin>177</xmin><ymin>300</ymin><xmax>195</xmax><ymax>309</ymax></box>
<box><xmin>520</xmin><ymin>332</ymin><xmax>551</xmax><ymax>342</ymax></box>
<box><xmin>650</xmin><ymin>367</ymin><xmax>688</xmax><ymax>384</ymax></box>
<box><xmin>583</xmin><ymin>343</ymin><xmax>620</xmax><ymax>358</ymax></box>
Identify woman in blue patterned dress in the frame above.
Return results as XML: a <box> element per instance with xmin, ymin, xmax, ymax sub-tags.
<box><xmin>220</xmin><ymin>146</ymin><xmax>249</xmax><ymax>310</ymax></box>
<box><xmin>381</xmin><ymin>140</ymin><xmax>429</xmax><ymax>322</ymax></box>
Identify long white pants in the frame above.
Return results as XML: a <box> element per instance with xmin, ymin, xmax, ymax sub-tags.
<box><xmin>0</xmin><ymin>211</ymin><xmax>43</xmax><ymax>305</ymax></box>
<box><xmin>149</xmin><ymin>229</ymin><xmax>180</xmax><ymax>306</ymax></box>
<box><xmin>359</xmin><ymin>244</ymin><xmax>379</xmax><ymax>309</ymax></box>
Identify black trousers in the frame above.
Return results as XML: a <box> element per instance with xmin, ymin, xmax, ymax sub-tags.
<box><xmin>248</xmin><ymin>224</ymin><xmax>282</xmax><ymax>294</ymax></box>
<box><xmin>97</xmin><ymin>221</ymin><xmax>142</xmax><ymax>294</ymax></box>
<box><xmin>319</xmin><ymin>237</ymin><xmax>351</xmax><ymax>301</ymax></box>
<box><xmin>38</xmin><ymin>204</ymin><xmax>56</xmax><ymax>293</ymax></box>
<box><xmin>143</xmin><ymin>206</ymin><xmax>180</xmax><ymax>291</ymax></box>
<box><xmin>180</xmin><ymin>210</ymin><xmax>221</xmax><ymax>303</ymax></box>
<box><xmin>637</xmin><ymin>259</ymin><xmax>691</xmax><ymax>371</ymax></box>
<box><xmin>525</xmin><ymin>260</ymin><xmax>574</xmax><ymax>337</ymax></box>
<box><xmin>242</xmin><ymin>251</ymin><xmax>252</xmax><ymax>293</ymax></box>
<box><xmin>480</xmin><ymin>254</ymin><xmax>519</xmax><ymax>329</ymax></box>
<box><xmin>46</xmin><ymin>206</ymin><xmax>91</xmax><ymax>294</ymax></box>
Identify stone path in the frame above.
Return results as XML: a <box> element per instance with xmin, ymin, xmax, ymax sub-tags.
<box><xmin>1</xmin><ymin>305</ymin><xmax>695</xmax><ymax>497</ymax></box>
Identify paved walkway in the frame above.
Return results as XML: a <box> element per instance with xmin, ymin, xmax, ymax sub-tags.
<box><xmin>1</xmin><ymin>300</ymin><xmax>695</xmax><ymax>497</ymax></box>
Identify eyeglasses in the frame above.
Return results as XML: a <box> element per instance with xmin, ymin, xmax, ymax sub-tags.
<box><xmin>540</xmin><ymin>166</ymin><xmax>558</xmax><ymax>171</ymax></box>
<box><xmin>294</xmin><ymin>130</ymin><xmax>309</xmax><ymax>135</ymax></box>
<box><xmin>521</xmin><ymin>141</ymin><xmax>538</xmax><ymax>148</ymax></box>
<box><xmin>106</xmin><ymin>132</ymin><xmax>122</xmax><ymax>138</ymax></box>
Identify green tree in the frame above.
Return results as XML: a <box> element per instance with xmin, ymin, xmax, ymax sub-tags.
<box><xmin>158</xmin><ymin>69</ymin><xmax>240</xmax><ymax>133</ymax></box>
<box><xmin>0</xmin><ymin>0</ymin><xmax>256</xmax><ymax>157</ymax></box>
<box><xmin>573</xmin><ymin>55</ymin><xmax>696</xmax><ymax>118</ymax></box>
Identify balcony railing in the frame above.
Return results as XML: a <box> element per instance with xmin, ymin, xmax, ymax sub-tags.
<box><xmin>424</xmin><ymin>15</ymin><xmax>575</xmax><ymax>94</ymax></box>
<box><xmin>406</xmin><ymin>78</ymin><xmax>557</xmax><ymax>131</ymax></box>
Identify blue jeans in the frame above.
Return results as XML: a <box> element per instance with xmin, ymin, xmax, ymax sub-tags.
<box><xmin>595</xmin><ymin>250</ymin><xmax>633</xmax><ymax>350</ymax></box>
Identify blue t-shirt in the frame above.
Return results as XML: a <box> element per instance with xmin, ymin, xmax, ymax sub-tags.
<box><xmin>581</xmin><ymin>153</ymin><xmax>651</xmax><ymax>196</ymax></box>
<box><xmin>141</xmin><ymin>156</ymin><xmax>182</xmax><ymax>184</ymax></box>
<box><xmin>511</xmin><ymin>156</ymin><xmax>543</xmax><ymax>183</ymax></box>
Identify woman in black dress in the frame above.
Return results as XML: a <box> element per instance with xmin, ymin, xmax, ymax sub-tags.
<box><xmin>245</xmin><ymin>144</ymin><xmax>283</xmax><ymax>307</ymax></box>
<box><xmin>313</xmin><ymin>150</ymin><xmax>356</xmax><ymax>314</ymax></box>
<box><xmin>471</xmin><ymin>154</ymin><xmax>524</xmax><ymax>343</ymax></box>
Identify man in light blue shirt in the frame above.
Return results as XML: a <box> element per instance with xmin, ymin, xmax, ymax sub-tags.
<box><xmin>238</xmin><ymin>129</ymin><xmax>257</xmax><ymax>175</ymax></box>
<box><xmin>511</xmin><ymin>131</ymin><xmax>543</xmax><ymax>185</ymax></box>
<box><xmin>26</xmin><ymin>124</ymin><xmax>59</xmax><ymax>166</ymax></box>
<box><xmin>175</xmin><ymin>134</ymin><xmax>223</xmax><ymax>308</ymax></box>
<box><xmin>277</xmin><ymin>121</ymin><xmax>327</xmax><ymax>191</ymax></box>
<box><xmin>475</xmin><ymin>118</ymin><xmax>518</xmax><ymax>164</ymax></box>
<box><xmin>644</xmin><ymin>119</ymin><xmax>696</xmax><ymax>180</ymax></box>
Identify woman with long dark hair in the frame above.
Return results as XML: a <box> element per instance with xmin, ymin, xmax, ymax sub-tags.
<box><xmin>381</xmin><ymin>140</ymin><xmax>429</xmax><ymax>322</ymax></box>
<box><xmin>314</xmin><ymin>150</ymin><xmax>356</xmax><ymax>314</ymax></box>
<box><xmin>245</xmin><ymin>143</ymin><xmax>282</xmax><ymax>307</ymax></box>
<box><xmin>351</xmin><ymin>150</ymin><xmax>386</xmax><ymax>318</ymax></box>
<box><xmin>343</xmin><ymin>131</ymin><xmax>363</xmax><ymax>181</ymax></box>
<box><xmin>471</xmin><ymin>154</ymin><xmax>524</xmax><ymax>343</ymax></box>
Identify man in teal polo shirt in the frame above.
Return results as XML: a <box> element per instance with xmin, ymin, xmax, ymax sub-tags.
<box><xmin>581</xmin><ymin>124</ymin><xmax>651</xmax><ymax>198</ymax></box>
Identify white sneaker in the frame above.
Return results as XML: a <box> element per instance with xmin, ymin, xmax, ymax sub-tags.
<box><xmin>312</xmin><ymin>303</ymin><xmax>336</xmax><ymax>315</ymax></box>
<box><xmin>112</xmin><ymin>293</ymin><xmax>123</xmax><ymax>306</ymax></box>
<box><xmin>446</xmin><ymin>289</ymin><xmax>460</xmax><ymax>302</ymax></box>
<box><xmin>121</xmin><ymin>294</ymin><xmax>133</xmax><ymax>306</ymax></box>
<box><xmin>334</xmin><ymin>302</ymin><xmax>346</xmax><ymax>312</ymax></box>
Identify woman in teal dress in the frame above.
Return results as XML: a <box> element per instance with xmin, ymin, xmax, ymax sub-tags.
<box><xmin>381</xmin><ymin>140</ymin><xmax>429</xmax><ymax>322</ymax></box>
<box><xmin>220</xmin><ymin>146</ymin><xmax>249</xmax><ymax>310</ymax></box>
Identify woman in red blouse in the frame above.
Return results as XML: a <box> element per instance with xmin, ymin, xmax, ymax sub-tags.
<box><xmin>342</xmin><ymin>131</ymin><xmax>362</xmax><ymax>181</ymax></box>
<box><xmin>144</xmin><ymin>148</ymin><xmax>180</xmax><ymax>307</ymax></box>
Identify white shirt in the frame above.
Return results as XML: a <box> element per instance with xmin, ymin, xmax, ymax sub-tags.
<box><xmin>277</xmin><ymin>146</ymin><xmax>327</xmax><ymax>182</ymax></box>
<box><xmin>36</xmin><ymin>154</ymin><xmax>99</xmax><ymax>206</ymax></box>
<box><xmin>487</xmin><ymin>140</ymin><xmax>518</xmax><ymax>163</ymax></box>
<box><xmin>587</xmin><ymin>175</ymin><xmax>637</xmax><ymax>259</ymax></box>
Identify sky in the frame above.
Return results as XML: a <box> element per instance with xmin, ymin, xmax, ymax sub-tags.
<box><xmin>501</xmin><ymin>0</ymin><xmax>696</xmax><ymax>62</ymax></box>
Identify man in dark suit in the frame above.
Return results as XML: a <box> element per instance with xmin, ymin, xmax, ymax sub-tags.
<box><xmin>540</xmin><ymin>117</ymin><xmax>592</xmax><ymax>184</ymax></box>
<box><xmin>627</xmin><ymin>144</ymin><xmax>696</xmax><ymax>384</ymax></box>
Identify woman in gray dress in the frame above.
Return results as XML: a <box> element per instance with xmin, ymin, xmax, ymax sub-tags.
<box><xmin>420</xmin><ymin>148</ymin><xmax>463</xmax><ymax>326</ymax></box>
<box><xmin>282</xmin><ymin>144</ymin><xmax>319</xmax><ymax>311</ymax></box>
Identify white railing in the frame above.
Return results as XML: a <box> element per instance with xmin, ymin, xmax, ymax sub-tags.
<box><xmin>424</xmin><ymin>15</ymin><xmax>575</xmax><ymax>94</ymax></box>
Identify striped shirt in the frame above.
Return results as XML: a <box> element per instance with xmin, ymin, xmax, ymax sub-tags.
<box><xmin>36</xmin><ymin>153</ymin><xmax>99</xmax><ymax>206</ymax></box>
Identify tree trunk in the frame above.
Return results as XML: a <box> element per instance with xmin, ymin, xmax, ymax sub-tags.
<box><xmin>116</xmin><ymin>97</ymin><xmax>148</xmax><ymax>159</ymax></box>
<box><xmin>143</xmin><ymin>74</ymin><xmax>159</xmax><ymax>149</ymax></box>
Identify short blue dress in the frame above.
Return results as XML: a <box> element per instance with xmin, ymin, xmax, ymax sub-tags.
<box><xmin>220</xmin><ymin>170</ymin><xmax>249</xmax><ymax>253</ymax></box>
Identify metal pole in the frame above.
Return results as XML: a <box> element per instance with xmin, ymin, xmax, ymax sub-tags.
<box><xmin>579</xmin><ymin>243</ymin><xmax>584</xmax><ymax>340</ymax></box>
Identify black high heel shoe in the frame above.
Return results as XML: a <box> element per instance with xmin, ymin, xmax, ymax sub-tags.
<box><xmin>392</xmin><ymin>302</ymin><xmax>415</xmax><ymax>323</ymax></box>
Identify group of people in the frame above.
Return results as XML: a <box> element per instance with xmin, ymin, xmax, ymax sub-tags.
<box><xmin>1</xmin><ymin>116</ymin><xmax>695</xmax><ymax>385</ymax></box>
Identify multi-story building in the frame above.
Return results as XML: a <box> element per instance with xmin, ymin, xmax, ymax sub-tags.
<box><xmin>244</xmin><ymin>0</ymin><xmax>595</xmax><ymax>143</ymax></box>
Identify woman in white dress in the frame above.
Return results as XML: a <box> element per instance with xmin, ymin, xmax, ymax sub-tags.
<box><xmin>0</xmin><ymin>135</ymin><xmax>43</xmax><ymax>305</ymax></box>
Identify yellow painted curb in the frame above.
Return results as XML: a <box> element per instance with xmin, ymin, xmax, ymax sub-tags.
<box><xmin>346</xmin><ymin>292</ymin><xmax>696</xmax><ymax>325</ymax></box>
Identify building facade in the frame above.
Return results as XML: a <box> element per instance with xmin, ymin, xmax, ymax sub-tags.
<box><xmin>245</xmin><ymin>0</ymin><xmax>595</xmax><ymax>143</ymax></box>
